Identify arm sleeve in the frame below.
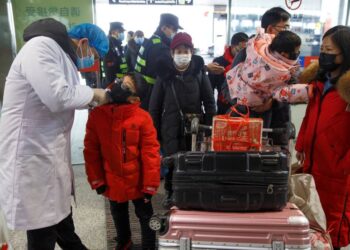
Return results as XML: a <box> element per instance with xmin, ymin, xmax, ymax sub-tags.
<box><xmin>272</xmin><ymin>84</ymin><xmax>309</xmax><ymax>103</ymax></box>
<box><xmin>21</xmin><ymin>38</ymin><xmax>93</xmax><ymax>113</ymax></box>
<box><xmin>83</xmin><ymin>111</ymin><xmax>106</xmax><ymax>189</ymax></box>
<box><xmin>201</xmin><ymin>72</ymin><xmax>217</xmax><ymax>125</ymax></box>
<box><xmin>148</xmin><ymin>78</ymin><xmax>164</xmax><ymax>140</ymax></box>
<box><xmin>140</xmin><ymin>114</ymin><xmax>161</xmax><ymax>194</ymax></box>
<box><xmin>220</xmin><ymin>49</ymin><xmax>247</xmax><ymax>105</ymax></box>
<box><xmin>208</xmin><ymin>58</ymin><xmax>224</xmax><ymax>90</ymax></box>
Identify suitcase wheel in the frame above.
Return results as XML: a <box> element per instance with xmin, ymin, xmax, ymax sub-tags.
<box><xmin>149</xmin><ymin>216</ymin><xmax>163</xmax><ymax>231</ymax></box>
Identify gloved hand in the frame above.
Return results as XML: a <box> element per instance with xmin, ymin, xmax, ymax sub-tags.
<box><xmin>143</xmin><ymin>193</ymin><xmax>153</xmax><ymax>203</ymax></box>
<box><xmin>96</xmin><ymin>185</ymin><xmax>107</xmax><ymax>195</ymax></box>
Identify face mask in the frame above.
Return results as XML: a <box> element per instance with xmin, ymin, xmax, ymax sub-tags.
<box><xmin>319</xmin><ymin>52</ymin><xmax>341</xmax><ymax>72</ymax></box>
<box><xmin>289</xmin><ymin>51</ymin><xmax>300</xmax><ymax>61</ymax></box>
<box><xmin>108</xmin><ymin>80</ymin><xmax>133</xmax><ymax>104</ymax></box>
<box><xmin>135</xmin><ymin>37</ymin><xmax>144</xmax><ymax>45</ymax></box>
<box><xmin>118</xmin><ymin>32</ymin><xmax>125</xmax><ymax>42</ymax></box>
<box><xmin>170</xmin><ymin>32</ymin><xmax>176</xmax><ymax>40</ymax></box>
<box><xmin>76</xmin><ymin>41</ymin><xmax>94</xmax><ymax>69</ymax></box>
<box><xmin>174</xmin><ymin>54</ymin><xmax>191</xmax><ymax>68</ymax></box>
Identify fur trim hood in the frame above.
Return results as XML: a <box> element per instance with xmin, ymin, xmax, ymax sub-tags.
<box><xmin>299</xmin><ymin>61</ymin><xmax>350</xmax><ymax>104</ymax></box>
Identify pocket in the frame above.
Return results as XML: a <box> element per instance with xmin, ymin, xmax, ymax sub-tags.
<box><xmin>16</xmin><ymin>155</ymin><xmax>55</xmax><ymax>214</ymax></box>
<box><xmin>18</xmin><ymin>119</ymin><xmax>60</xmax><ymax>155</ymax></box>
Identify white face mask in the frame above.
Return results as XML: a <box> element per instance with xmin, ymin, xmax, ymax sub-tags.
<box><xmin>173</xmin><ymin>54</ymin><xmax>191</xmax><ymax>68</ymax></box>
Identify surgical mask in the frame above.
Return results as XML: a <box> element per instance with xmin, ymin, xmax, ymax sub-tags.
<box><xmin>135</xmin><ymin>37</ymin><xmax>144</xmax><ymax>45</ymax></box>
<box><xmin>174</xmin><ymin>54</ymin><xmax>191</xmax><ymax>68</ymax></box>
<box><xmin>76</xmin><ymin>42</ymin><xmax>95</xmax><ymax>69</ymax></box>
<box><xmin>118</xmin><ymin>32</ymin><xmax>125</xmax><ymax>42</ymax></box>
<box><xmin>319</xmin><ymin>52</ymin><xmax>341</xmax><ymax>72</ymax></box>
<box><xmin>170</xmin><ymin>32</ymin><xmax>176</xmax><ymax>40</ymax></box>
<box><xmin>77</xmin><ymin>54</ymin><xmax>94</xmax><ymax>69</ymax></box>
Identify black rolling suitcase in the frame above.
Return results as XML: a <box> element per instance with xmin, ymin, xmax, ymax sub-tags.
<box><xmin>171</xmin><ymin>151</ymin><xmax>289</xmax><ymax>212</ymax></box>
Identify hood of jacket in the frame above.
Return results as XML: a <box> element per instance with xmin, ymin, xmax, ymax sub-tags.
<box><xmin>299</xmin><ymin>61</ymin><xmax>350</xmax><ymax>104</ymax></box>
<box><xmin>157</xmin><ymin>54</ymin><xmax>205</xmax><ymax>81</ymax></box>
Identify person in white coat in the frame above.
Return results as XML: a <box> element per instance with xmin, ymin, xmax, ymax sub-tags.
<box><xmin>0</xmin><ymin>18</ymin><xmax>109</xmax><ymax>250</ymax></box>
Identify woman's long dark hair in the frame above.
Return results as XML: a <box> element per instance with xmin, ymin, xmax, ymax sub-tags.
<box><xmin>318</xmin><ymin>25</ymin><xmax>350</xmax><ymax>81</ymax></box>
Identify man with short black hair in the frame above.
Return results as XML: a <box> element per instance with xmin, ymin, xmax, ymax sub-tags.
<box><xmin>134</xmin><ymin>13</ymin><xmax>182</xmax><ymax>110</ymax></box>
<box><xmin>221</xmin><ymin>7</ymin><xmax>292</xmax><ymax>147</ymax></box>
<box><xmin>209</xmin><ymin>32</ymin><xmax>248</xmax><ymax>114</ymax></box>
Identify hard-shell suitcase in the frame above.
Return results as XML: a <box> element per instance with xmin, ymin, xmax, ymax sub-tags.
<box><xmin>171</xmin><ymin>151</ymin><xmax>289</xmax><ymax>211</ymax></box>
<box><xmin>153</xmin><ymin>203</ymin><xmax>310</xmax><ymax>250</ymax></box>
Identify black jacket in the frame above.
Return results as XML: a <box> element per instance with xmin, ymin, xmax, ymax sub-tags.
<box><xmin>103</xmin><ymin>36</ymin><xmax>128</xmax><ymax>86</ymax></box>
<box><xmin>134</xmin><ymin>29</ymin><xmax>173</xmax><ymax>110</ymax></box>
<box><xmin>149</xmin><ymin>55</ymin><xmax>216</xmax><ymax>156</ymax></box>
<box><xmin>125</xmin><ymin>39</ymin><xmax>140</xmax><ymax>70</ymax></box>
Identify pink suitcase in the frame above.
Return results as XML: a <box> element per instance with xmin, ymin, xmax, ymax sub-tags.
<box><xmin>151</xmin><ymin>203</ymin><xmax>310</xmax><ymax>250</ymax></box>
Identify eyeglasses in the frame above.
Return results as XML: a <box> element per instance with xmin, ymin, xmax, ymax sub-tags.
<box><xmin>273</xmin><ymin>25</ymin><xmax>290</xmax><ymax>31</ymax></box>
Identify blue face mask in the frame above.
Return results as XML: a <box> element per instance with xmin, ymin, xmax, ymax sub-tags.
<box><xmin>118</xmin><ymin>32</ymin><xmax>125</xmax><ymax>42</ymax></box>
<box><xmin>135</xmin><ymin>37</ymin><xmax>144</xmax><ymax>45</ymax></box>
<box><xmin>77</xmin><ymin>54</ymin><xmax>94</xmax><ymax>69</ymax></box>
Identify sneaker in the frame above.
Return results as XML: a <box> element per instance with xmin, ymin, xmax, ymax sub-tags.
<box><xmin>115</xmin><ymin>239</ymin><xmax>132</xmax><ymax>250</ymax></box>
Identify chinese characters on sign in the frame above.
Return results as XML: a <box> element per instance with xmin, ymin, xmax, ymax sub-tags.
<box><xmin>12</xmin><ymin>0</ymin><xmax>93</xmax><ymax>51</ymax></box>
<box><xmin>109</xmin><ymin>0</ymin><xmax>193</xmax><ymax>5</ymax></box>
<box><xmin>25</xmin><ymin>6</ymin><xmax>81</xmax><ymax>17</ymax></box>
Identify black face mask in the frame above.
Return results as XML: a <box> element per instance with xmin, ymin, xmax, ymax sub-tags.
<box><xmin>318</xmin><ymin>52</ymin><xmax>341</xmax><ymax>72</ymax></box>
<box><xmin>289</xmin><ymin>51</ymin><xmax>300</xmax><ymax>61</ymax></box>
<box><xmin>108</xmin><ymin>82</ymin><xmax>133</xmax><ymax>104</ymax></box>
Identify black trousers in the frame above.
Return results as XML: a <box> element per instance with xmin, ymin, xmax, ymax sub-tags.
<box><xmin>27</xmin><ymin>212</ymin><xmax>87</xmax><ymax>250</ymax></box>
<box><xmin>109</xmin><ymin>198</ymin><xmax>155</xmax><ymax>249</ymax></box>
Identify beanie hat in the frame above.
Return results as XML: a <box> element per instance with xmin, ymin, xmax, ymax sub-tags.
<box><xmin>170</xmin><ymin>32</ymin><xmax>193</xmax><ymax>50</ymax></box>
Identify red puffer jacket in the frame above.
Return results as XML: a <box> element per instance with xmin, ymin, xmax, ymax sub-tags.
<box><xmin>84</xmin><ymin>103</ymin><xmax>160</xmax><ymax>202</ymax></box>
<box><xmin>296</xmin><ymin>69</ymin><xmax>350</xmax><ymax>247</ymax></box>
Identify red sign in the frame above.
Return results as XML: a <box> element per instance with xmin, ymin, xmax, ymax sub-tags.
<box><xmin>285</xmin><ymin>0</ymin><xmax>302</xmax><ymax>10</ymax></box>
<box><xmin>304</xmin><ymin>56</ymin><xmax>318</xmax><ymax>68</ymax></box>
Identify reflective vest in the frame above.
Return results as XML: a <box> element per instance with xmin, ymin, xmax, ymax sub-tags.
<box><xmin>134</xmin><ymin>35</ymin><xmax>162</xmax><ymax>85</ymax></box>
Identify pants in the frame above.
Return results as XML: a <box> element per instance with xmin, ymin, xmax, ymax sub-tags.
<box><xmin>109</xmin><ymin>198</ymin><xmax>155</xmax><ymax>249</ymax></box>
<box><xmin>27</xmin><ymin>212</ymin><xmax>87</xmax><ymax>250</ymax></box>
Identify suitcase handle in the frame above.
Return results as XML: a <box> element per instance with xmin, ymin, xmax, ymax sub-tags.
<box><xmin>262</xmin><ymin>158</ymin><xmax>279</xmax><ymax>167</ymax></box>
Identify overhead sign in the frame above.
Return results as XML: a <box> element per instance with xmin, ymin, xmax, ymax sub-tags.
<box><xmin>109</xmin><ymin>0</ymin><xmax>193</xmax><ymax>5</ymax></box>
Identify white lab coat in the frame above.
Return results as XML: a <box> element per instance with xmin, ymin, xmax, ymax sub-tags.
<box><xmin>0</xmin><ymin>36</ymin><xmax>93</xmax><ymax>230</ymax></box>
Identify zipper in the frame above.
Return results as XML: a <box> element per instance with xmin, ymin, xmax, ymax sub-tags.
<box><xmin>308</xmin><ymin>86</ymin><xmax>324</xmax><ymax>172</ymax></box>
<box><xmin>122</xmin><ymin>129</ymin><xmax>126</xmax><ymax>163</ymax></box>
<box><xmin>337</xmin><ymin>193</ymin><xmax>349</xmax><ymax>244</ymax></box>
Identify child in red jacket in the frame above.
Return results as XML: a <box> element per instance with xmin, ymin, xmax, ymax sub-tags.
<box><xmin>84</xmin><ymin>73</ymin><xmax>160</xmax><ymax>250</ymax></box>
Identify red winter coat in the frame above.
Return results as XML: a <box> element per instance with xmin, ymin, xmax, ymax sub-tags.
<box><xmin>84</xmin><ymin>103</ymin><xmax>160</xmax><ymax>202</ymax></box>
<box><xmin>296</xmin><ymin>67</ymin><xmax>350</xmax><ymax>247</ymax></box>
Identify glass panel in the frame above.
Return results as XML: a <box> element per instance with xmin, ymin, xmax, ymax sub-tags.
<box><xmin>0</xmin><ymin>0</ymin><xmax>13</xmax><ymax>110</ymax></box>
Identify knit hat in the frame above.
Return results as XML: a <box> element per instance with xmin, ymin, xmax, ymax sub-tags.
<box><xmin>170</xmin><ymin>32</ymin><xmax>193</xmax><ymax>50</ymax></box>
